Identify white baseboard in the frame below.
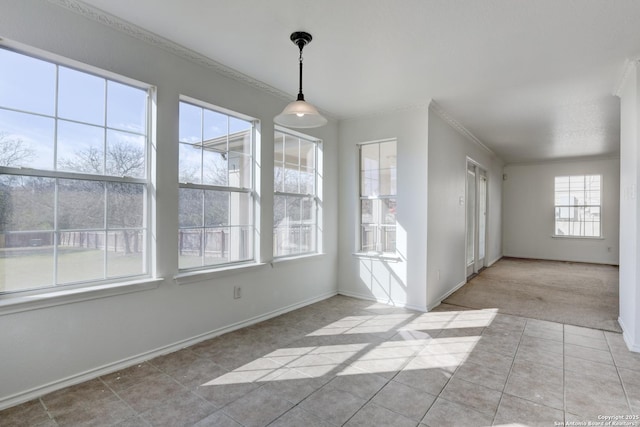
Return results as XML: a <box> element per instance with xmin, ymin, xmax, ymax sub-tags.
<box><xmin>619</xmin><ymin>316</ymin><xmax>640</xmax><ymax>353</ymax></box>
<box><xmin>427</xmin><ymin>280</ymin><xmax>467</xmax><ymax>311</ymax></box>
<box><xmin>337</xmin><ymin>289</ymin><xmax>426</xmax><ymax>313</ymax></box>
<box><xmin>0</xmin><ymin>290</ymin><xmax>338</xmax><ymax>411</ymax></box>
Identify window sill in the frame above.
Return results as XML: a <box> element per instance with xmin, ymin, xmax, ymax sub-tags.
<box><xmin>551</xmin><ymin>235</ymin><xmax>605</xmax><ymax>240</ymax></box>
<box><xmin>175</xmin><ymin>262</ymin><xmax>267</xmax><ymax>286</ymax></box>
<box><xmin>352</xmin><ymin>252</ymin><xmax>403</xmax><ymax>262</ymax></box>
<box><xmin>270</xmin><ymin>253</ymin><xmax>325</xmax><ymax>268</ymax></box>
<box><xmin>0</xmin><ymin>278</ymin><xmax>162</xmax><ymax>316</ymax></box>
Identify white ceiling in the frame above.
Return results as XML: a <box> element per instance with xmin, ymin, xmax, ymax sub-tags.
<box><xmin>73</xmin><ymin>0</ymin><xmax>640</xmax><ymax>163</ymax></box>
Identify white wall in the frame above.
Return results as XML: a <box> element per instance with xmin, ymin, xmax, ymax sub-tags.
<box><xmin>337</xmin><ymin>107</ymin><xmax>430</xmax><ymax>311</ymax></box>
<box><xmin>502</xmin><ymin>158</ymin><xmax>620</xmax><ymax>265</ymax></box>
<box><xmin>618</xmin><ymin>62</ymin><xmax>640</xmax><ymax>351</ymax></box>
<box><xmin>336</xmin><ymin>104</ymin><xmax>503</xmax><ymax>312</ymax></box>
<box><xmin>426</xmin><ymin>106</ymin><xmax>504</xmax><ymax>309</ymax></box>
<box><xmin>0</xmin><ymin>0</ymin><xmax>339</xmax><ymax>406</ymax></box>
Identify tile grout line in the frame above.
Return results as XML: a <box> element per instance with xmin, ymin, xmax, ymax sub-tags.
<box><xmin>605</xmin><ymin>331</ymin><xmax>636</xmax><ymax>416</ymax></box>
<box><xmin>97</xmin><ymin>374</ymin><xmax>152</xmax><ymax>426</ymax></box>
<box><xmin>563</xmin><ymin>323</ymin><xmax>567</xmax><ymax>427</ymax></box>
<box><xmin>489</xmin><ymin>317</ymin><xmax>527</xmax><ymax>426</ymax></box>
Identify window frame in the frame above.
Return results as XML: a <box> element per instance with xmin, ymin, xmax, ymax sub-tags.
<box><xmin>177</xmin><ymin>96</ymin><xmax>258</xmax><ymax>272</ymax></box>
<box><xmin>553</xmin><ymin>174</ymin><xmax>603</xmax><ymax>239</ymax></box>
<box><xmin>273</xmin><ymin>126</ymin><xmax>321</xmax><ymax>259</ymax></box>
<box><xmin>357</xmin><ymin>138</ymin><xmax>397</xmax><ymax>255</ymax></box>
<box><xmin>0</xmin><ymin>43</ymin><xmax>155</xmax><ymax>296</ymax></box>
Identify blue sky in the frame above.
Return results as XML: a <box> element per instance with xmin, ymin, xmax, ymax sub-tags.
<box><xmin>0</xmin><ymin>47</ymin><xmax>147</xmax><ymax>174</ymax></box>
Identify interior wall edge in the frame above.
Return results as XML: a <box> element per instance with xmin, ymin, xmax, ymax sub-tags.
<box><xmin>427</xmin><ymin>279</ymin><xmax>467</xmax><ymax>312</ymax></box>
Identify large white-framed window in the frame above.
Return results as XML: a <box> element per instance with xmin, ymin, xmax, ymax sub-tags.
<box><xmin>359</xmin><ymin>139</ymin><xmax>397</xmax><ymax>253</ymax></box>
<box><xmin>178</xmin><ymin>97</ymin><xmax>256</xmax><ymax>270</ymax></box>
<box><xmin>273</xmin><ymin>128</ymin><xmax>321</xmax><ymax>258</ymax></box>
<box><xmin>554</xmin><ymin>174</ymin><xmax>602</xmax><ymax>237</ymax></box>
<box><xmin>0</xmin><ymin>45</ymin><xmax>152</xmax><ymax>295</ymax></box>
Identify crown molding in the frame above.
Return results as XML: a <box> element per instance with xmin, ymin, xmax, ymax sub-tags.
<box><xmin>47</xmin><ymin>0</ymin><xmax>292</xmax><ymax>103</ymax></box>
<box><xmin>429</xmin><ymin>100</ymin><xmax>496</xmax><ymax>157</ymax></box>
<box><xmin>613</xmin><ymin>58</ymin><xmax>639</xmax><ymax>98</ymax></box>
<box><xmin>340</xmin><ymin>100</ymin><xmax>432</xmax><ymax>122</ymax></box>
<box><xmin>504</xmin><ymin>153</ymin><xmax>620</xmax><ymax>167</ymax></box>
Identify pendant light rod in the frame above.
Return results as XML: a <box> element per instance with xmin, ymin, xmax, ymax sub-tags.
<box><xmin>291</xmin><ymin>31</ymin><xmax>312</xmax><ymax>102</ymax></box>
<box><xmin>297</xmin><ymin>47</ymin><xmax>304</xmax><ymax>101</ymax></box>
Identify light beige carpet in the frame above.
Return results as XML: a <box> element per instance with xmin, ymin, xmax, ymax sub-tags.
<box><xmin>444</xmin><ymin>257</ymin><xmax>621</xmax><ymax>332</ymax></box>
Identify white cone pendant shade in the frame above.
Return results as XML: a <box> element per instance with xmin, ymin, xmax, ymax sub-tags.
<box><xmin>274</xmin><ymin>31</ymin><xmax>327</xmax><ymax>129</ymax></box>
<box><xmin>274</xmin><ymin>100</ymin><xmax>328</xmax><ymax>128</ymax></box>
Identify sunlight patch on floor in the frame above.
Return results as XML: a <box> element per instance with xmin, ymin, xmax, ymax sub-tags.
<box><xmin>199</xmin><ymin>308</ymin><xmax>493</xmax><ymax>387</ymax></box>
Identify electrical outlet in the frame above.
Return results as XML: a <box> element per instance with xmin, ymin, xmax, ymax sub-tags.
<box><xmin>234</xmin><ymin>286</ymin><xmax>241</xmax><ymax>299</ymax></box>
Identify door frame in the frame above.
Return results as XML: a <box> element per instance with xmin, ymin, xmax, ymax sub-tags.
<box><xmin>465</xmin><ymin>158</ymin><xmax>489</xmax><ymax>279</ymax></box>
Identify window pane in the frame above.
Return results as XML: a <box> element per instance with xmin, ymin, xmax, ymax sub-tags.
<box><xmin>380</xmin><ymin>141</ymin><xmax>396</xmax><ymax>170</ymax></box>
<box><xmin>179</xmin><ymin>188</ymin><xmax>203</xmax><ymax>228</ymax></box>
<box><xmin>228</xmin><ymin>118</ymin><xmax>251</xmax><ymax>156</ymax></box>
<box><xmin>229</xmin><ymin>225</ymin><xmax>253</xmax><ymax>262</ymax></box>
<box><xmin>361</xmin><ymin>199</ymin><xmax>373</xmax><ymax>224</ymax></box>
<box><xmin>107</xmin><ymin>182</ymin><xmax>144</xmax><ymax>228</ymax></box>
<box><xmin>57</xmin><ymin>231</ymin><xmax>105</xmax><ymax>284</ymax></box>
<box><xmin>1</xmin><ymin>231</ymin><xmax>54</xmax><ymax>292</ymax></box>
<box><xmin>380</xmin><ymin>168</ymin><xmax>395</xmax><ymax>196</ymax></box>
<box><xmin>274</xmin><ymin>195</ymin><xmax>286</xmax><ymax>225</ymax></box>
<box><xmin>228</xmin><ymin>152</ymin><xmax>251</xmax><ymax>188</ymax></box>
<box><xmin>361</xmin><ymin>170</ymin><xmax>379</xmax><ymax>197</ymax></box>
<box><xmin>57</xmin><ymin>179</ymin><xmax>104</xmax><ymax>230</ymax></box>
<box><xmin>178</xmin><ymin>229</ymin><xmax>203</xmax><ymax>269</ymax></box>
<box><xmin>0</xmin><ymin>48</ymin><xmax>56</xmax><ymax>116</ymax></box>
<box><xmin>179</xmin><ymin>102</ymin><xmax>202</xmax><ymax>143</ymax></box>
<box><xmin>204</xmin><ymin>227</ymin><xmax>229</xmax><ymax>265</ymax></box>
<box><xmin>204</xmin><ymin>190</ymin><xmax>229</xmax><ymax>226</ymax></box>
<box><xmin>56</xmin><ymin>120</ymin><xmax>104</xmax><ymax>174</ymax></box>
<box><xmin>284</xmin><ymin>167</ymin><xmax>299</xmax><ymax>193</ymax></box>
<box><xmin>0</xmin><ymin>109</ymin><xmax>55</xmax><ymax>169</ymax></box>
<box><xmin>360</xmin><ymin>144</ymin><xmax>379</xmax><ymax>171</ymax></box>
<box><xmin>58</xmin><ymin>66</ymin><xmax>105</xmax><ymax>126</ymax></box>
<box><xmin>107</xmin><ymin>81</ymin><xmax>147</xmax><ymax>133</ymax></box>
<box><xmin>179</xmin><ymin>143</ymin><xmax>202</xmax><ymax>184</ymax></box>
<box><xmin>361</xmin><ymin>225</ymin><xmax>376</xmax><ymax>252</ymax></box>
<box><xmin>555</xmin><ymin>191</ymin><xmax>569</xmax><ymax>206</ymax></box>
<box><xmin>1</xmin><ymin>175</ymin><xmax>55</xmax><ymax>231</ymax></box>
<box><xmin>229</xmin><ymin>192</ymin><xmax>252</xmax><ymax>227</ymax></box>
<box><xmin>300</xmin><ymin>140</ymin><xmax>315</xmax><ymax>194</ymax></box>
<box><xmin>203</xmin><ymin>150</ymin><xmax>227</xmax><ymax>186</ymax></box>
<box><xmin>203</xmin><ymin>109</ymin><xmax>227</xmax><ymax>142</ymax></box>
<box><xmin>383</xmin><ymin>199</ymin><xmax>396</xmax><ymax>224</ymax></box>
<box><xmin>107</xmin><ymin>230</ymin><xmax>144</xmax><ymax>277</ymax></box>
<box><xmin>106</xmin><ymin>130</ymin><xmax>145</xmax><ymax>178</ymax></box>
<box><xmin>274</xmin><ymin>162</ymin><xmax>285</xmax><ymax>192</ymax></box>
<box><xmin>382</xmin><ymin>226</ymin><xmax>396</xmax><ymax>252</ymax></box>
<box><xmin>555</xmin><ymin>219</ymin><xmax>569</xmax><ymax>236</ymax></box>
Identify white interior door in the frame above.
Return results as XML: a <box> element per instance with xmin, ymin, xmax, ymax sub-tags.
<box><xmin>466</xmin><ymin>164</ymin><xmax>476</xmax><ymax>278</ymax></box>
<box><xmin>466</xmin><ymin>162</ymin><xmax>488</xmax><ymax>279</ymax></box>
<box><xmin>476</xmin><ymin>170</ymin><xmax>487</xmax><ymax>272</ymax></box>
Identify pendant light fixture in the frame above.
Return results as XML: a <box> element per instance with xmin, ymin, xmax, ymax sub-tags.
<box><xmin>274</xmin><ymin>31</ymin><xmax>327</xmax><ymax>128</ymax></box>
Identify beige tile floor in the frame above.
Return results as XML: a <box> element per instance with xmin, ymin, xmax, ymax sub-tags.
<box><xmin>2</xmin><ymin>295</ymin><xmax>640</xmax><ymax>427</ymax></box>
